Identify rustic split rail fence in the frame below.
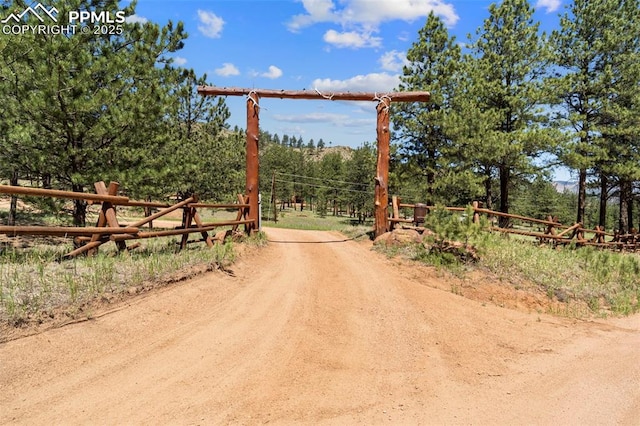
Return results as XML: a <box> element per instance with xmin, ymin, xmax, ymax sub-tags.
<box><xmin>0</xmin><ymin>181</ymin><xmax>253</xmax><ymax>259</ymax></box>
<box><xmin>390</xmin><ymin>197</ymin><xmax>640</xmax><ymax>252</ymax></box>
<box><xmin>3</xmin><ymin>182</ymin><xmax>637</xmax><ymax>255</ymax></box>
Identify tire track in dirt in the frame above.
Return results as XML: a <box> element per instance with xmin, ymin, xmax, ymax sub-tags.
<box><xmin>1</xmin><ymin>227</ymin><xmax>639</xmax><ymax>424</ymax></box>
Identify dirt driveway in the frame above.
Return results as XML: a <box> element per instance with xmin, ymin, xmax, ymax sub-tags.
<box><xmin>1</xmin><ymin>227</ymin><xmax>639</xmax><ymax>424</ymax></box>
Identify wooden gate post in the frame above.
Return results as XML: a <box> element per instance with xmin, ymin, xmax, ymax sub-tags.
<box><xmin>246</xmin><ymin>92</ymin><xmax>260</xmax><ymax>233</ymax></box>
<box><xmin>374</xmin><ymin>96</ymin><xmax>391</xmax><ymax>238</ymax></box>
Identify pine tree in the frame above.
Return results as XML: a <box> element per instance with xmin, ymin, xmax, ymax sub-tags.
<box><xmin>549</xmin><ymin>0</ymin><xmax>619</xmax><ymax>226</ymax></box>
<box><xmin>550</xmin><ymin>0</ymin><xmax>640</xmax><ymax>231</ymax></box>
<box><xmin>0</xmin><ymin>5</ymin><xmax>40</xmax><ymax>216</ymax></box>
<box><xmin>153</xmin><ymin>69</ymin><xmax>233</xmax><ymax>201</ymax></box>
<box><xmin>1</xmin><ymin>0</ymin><xmax>187</xmax><ymax>225</ymax></box>
<box><xmin>392</xmin><ymin>12</ymin><xmax>462</xmax><ymax>205</ymax></box>
<box><xmin>599</xmin><ymin>0</ymin><xmax>640</xmax><ymax>231</ymax></box>
<box><xmin>317</xmin><ymin>152</ymin><xmax>344</xmax><ymax>216</ymax></box>
<box><xmin>467</xmin><ymin>0</ymin><xmax>551</xmax><ymax>225</ymax></box>
<box><xmin>345</xmin><ymin>143</ymin><xmax>375</xmax><ymax>222</ymax></box>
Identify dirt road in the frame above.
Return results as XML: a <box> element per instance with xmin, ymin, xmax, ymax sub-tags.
<box><xmin>1</xmin><ymin>227</ymin><xmax>639</xmax><ymax>425</ymax></box>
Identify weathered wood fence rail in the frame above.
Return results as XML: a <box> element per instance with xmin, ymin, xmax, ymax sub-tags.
<box><xmin>390</xmin><ymin>197</ymin><xmax>639</xmax><ymax>251</ymax></box>
<box><xmin>0</xmin><ymin>182</ymin><xmax>253</xmax><ymax>259</ymax></box>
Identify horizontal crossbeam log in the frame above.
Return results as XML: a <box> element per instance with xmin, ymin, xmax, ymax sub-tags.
<box><xmin>121</xmin><ymin>200</ymin><xmax>171</xmax><ymax>208</ymax></box>
<box><xmin>490</xmin><ymin>227</ymin><xmax>579</xmax><ymax>241</ymax></box>
<box><xmin>189</xmin><ymin>202</ymin><xmax>251</xmax><ymax>209</ymax></box>
<box><xmin>110</xmin><ymin>219</ymin><xmax>254</xmax><ymax>241</ymax></box>
<box><xmin>477</xmin><ymin>208</ymin><xmax>565</xmax><ymax>227</ymax></box>
<box><xmin>119</xmin><ymin>201</ymin><xmax>251</xmax><ymax>209</ymax></box>
<box><xmin>0</xmin><ymin>226</ymin><xmax>139</xmax><ymax>236</ymax></box>
<box><xmin>197</xmin><ymin>86</ymin><xmax>430</xmax><ymax>102</ymax></box>
<box><xmin>0</xmin><ymin>185</ymin><xmax>129</xmax><ymax>204</ymax></box>
<box><xmin>129</xmin><ymin>197</ymin><xmax>196</xmax><ymax>228</ymax></box>
<box><xmin>63</xmin><ymin>241</ymin><xmax>105</xmax><ymax>259</ymax></box>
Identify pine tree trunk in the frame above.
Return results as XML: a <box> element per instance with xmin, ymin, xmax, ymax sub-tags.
<box><xmin>484</xmin><ymin>168</ymin><xmax>493</xmax><ymax>211</ymax></box>
<box><xmin>426</xmin><ymin>168</ymin><xmax>435</xmax><ymax>206</ymax></box>
<box><xmin>576</xmin><ymin>168</ymin><xmax>586</xmax><ymax>225</ymax></box>
<box><xmin>499</xmin><ymin>164</ymin><xmax>510</xmax><ymax>227</ymax></box>
<box><xmin>426</xmin><ymin>150</ymin><xmax>436</xmax><ymax>206</ymax></box>
<box><xmin>599</xmin><ymin>173</ymin><xmax>607</xmax><ymax>228</ymax></box>
<box><xmin>619</xmin><ymin>179</ymin><xmax>631</xmax><ymax>233</ymax></box>
<box><xmin>72</xmin><ymin>183</ymin><xmax>87</xmax><ymax>227</ymax></box>
<box><xmin>42</xmin><ymin>173</ymin><xmax>52</xmax><ymax>189</ymax></box>
<box><xmin>8</xmin><ymin>169</ymin><xmax>18</xmax><ymax>226</ymax></box>
<box><xmin>628</xmin><ymin>190</ymin><xmax>634</xmax><ymax>232</ymax></box>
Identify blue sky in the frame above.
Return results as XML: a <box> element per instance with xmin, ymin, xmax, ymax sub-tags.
<box><xmin>128</xmin><ymin>0</ymin><xmax>564</xmax><ymax>152</ymax></box>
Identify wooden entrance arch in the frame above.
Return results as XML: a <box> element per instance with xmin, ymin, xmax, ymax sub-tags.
<box><xmin>197</xmin><ymin>86</ymin><xmax>430</xmax><ymax>237</ymax></box>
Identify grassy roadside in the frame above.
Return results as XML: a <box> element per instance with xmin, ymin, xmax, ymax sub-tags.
<box><xmin>2</xmin><ymin>205</ymin><xmax>638</xmax><ymax>329</ymax></box>
<box><xmin>477</xmin><ymin>234</ymin><xmax>639</xmax><ymax>316</ymax></box>
<box><xmin>374</xmin><ymin>207</ymin><xmax>640</xmax><ymax>317</ymax></box>
<box><xmin>0</xmin><ymin>236</ymin><xmax>243</xmax><ymax>327</ymax></box>
<box><xmin>0</xmin><ymin>204</ymin><xmax>270</xmax><ymax>328</ymax></box>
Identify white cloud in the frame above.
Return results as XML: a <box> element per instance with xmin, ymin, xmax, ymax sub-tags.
<box><xmin>173</xmin><ymin>56</ymin><xmax>187</xmax><ymax>66</ymax></box>
<box><xmin>261</xmin><ymin>65</ymin><xmax>283</xmax><ymax>79</ymax></box>
<box><xmin>312</xmin><ymin>72</ymin><xmax>400</xmax><ymax>93</ymax></box>
<box><xmin>274</xmin><ymin>112</ymin><xmax>349</xmax><ymax>124</ymax></box>
<box><xmin>215</xmin><ymin>63</ymin><xmax>240</xmax><ymax>77</ymax></box>
<box><xmin>197</xmin><ymin>10</ymin><xmax>224</xmax><ymax>38</ymax></box>
<box><xmin>125</xmin><ymin>14</ymin><xmax>147</xmax><ymax>24</ymax></box>
<box><xmin>535</xmin><ymin>0</ymin><xmax>562</xmax><ymax>13</ymax></box>
<box><xmin>323</xmin><ymin>29</ymin><xmax>381</xmax><ymax>48</ymax></box>
<box><xmin>288</xmin><ymin>0</ymin><xmax>459</xmax><ymax>30</ymax></box>
<box><xmin>277</xmin><ymin>125</ymin><xmax>307</xmax><ymax>136</ymax></box>
<box><xmin>273</xmin><ymin>112</ymin><xmax>375</xmax><ymax>127</ymax></box>
<box><xmin>343</xmin><ymin>117</ymin><xmax>376</xmax><ymax>127</ymax></box>
<box><xmin>288</xmin><ymin>0</ymin><xmax>337</xmax><ymax>32</ymax></box>
<box><xmin>346</xmin><ymin>0</ymin><xmax>458</xmax><ymax>26</ymax></box>
<box><xmin>379</xmin><ymin>50</ymin><xmax>409</xmax><ymax>72</ymax></box>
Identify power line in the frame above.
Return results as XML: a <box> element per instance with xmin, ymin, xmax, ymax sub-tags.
<box><xmin>274</xmin><ymin>171</ymin><xmax>371</xmax><ymax>188</ymax></box>
<box><xmin>274</xmin><ymin>178</ymin><xmax>372</xmax><ymax>195</ymax></box>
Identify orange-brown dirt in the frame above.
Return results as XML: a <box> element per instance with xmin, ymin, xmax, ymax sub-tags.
<box><xmin>1</xmin><ymin>227</ymin><xmax>639</xmax><ymax>424</ymax></box>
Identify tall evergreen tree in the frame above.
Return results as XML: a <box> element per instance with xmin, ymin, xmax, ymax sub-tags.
<box><xmin>154</xmin><ymin>69</ymin><xmax>234</xmax><ymax>201</ymax></box>
<box><xmin>344</xmin><ymin>143</ymin><xmax>375</xmax><ymax>222</ymax></box>
<box><xmin>549</xmin><ymin>0</ymin><xmax>620</xmax><ymax>226</ymax></box>
<box><xmin>392</xmin><ymin>12</ymin><xmax>461</xmax><ymax>205</ymax></box>
<box><xmin>468</xmin><ymin>0</ymin><xmax>551</xmax><ymax>225</ymax></box>
<box><xmin>260</xmin><ymin>142</ymin><xmax>296</xmax><ymax>208</ymax></box>
<box><xmin>599</xmin><ymin>0</ymin><xmax>640</xmax><ymax>232</ymax></box>
<box><xmin>445</xmin><ymin>54</ymin><xmax>501</xmax><ymax>209</ymax></box>
<box><xmin>317</xmin><ymin>152</ymin><xmax>344</xmax><ymax>216</ymax></box>
<box><xmin>1</xmin><ymin>0</ymin><xmax>187</xmax><ymax>225</ymax></box>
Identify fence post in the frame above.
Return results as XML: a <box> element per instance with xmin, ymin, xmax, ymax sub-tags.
<box><xmin>374</xmin><ymin>96</ymin><xmax>391</xmax><ymax>238</ymax></box>
<box><xmin>144</xmin><ymin>196</ymin><xmax>154</xmax><ymax>229</ymax></box>
<box><xmin>258</xmin><ymin>193</ymin><xmax>262</xmax><ymax>231</ymax></box>
<box><xmin>246</xmin><ymin>92</ymin><xmax>260</xmax><ymax>234</ymax></box>
<box><xmin>180</xmin><ymin>203</ymin><xmax>194</xmax><ymax>250</ymax></box>
<box><xmin>545</xmin><ymin>215</ymin><xmax>558</xmax><ymax>236</ymax></box>
<box><xmin>192</xmin><ymin>208</ymin><xmax>214</xmax><ymax>248</ymax></box>
<box><xmin>93</xmin><ymin>181</ymin><xmax>127</xmax><ymax>253</ymax></box>
<box><xmin>390</xmin><ymin>195</ymin><xmax>399</xmax><ymax>231</ymax></box>
<box><xmin>8</xmin><ymin>169</ymin><xmax>18</xmax><ymax>226</ymax></box>
<box><xmin>270</xmin><ymin>171</ymin><xmax>277</xmax><ymax>223</ymax></box>
<box><xmin>472</xmin><ymin>201</ymin><xmax>480</xmax><ymax>224</ymax></box>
